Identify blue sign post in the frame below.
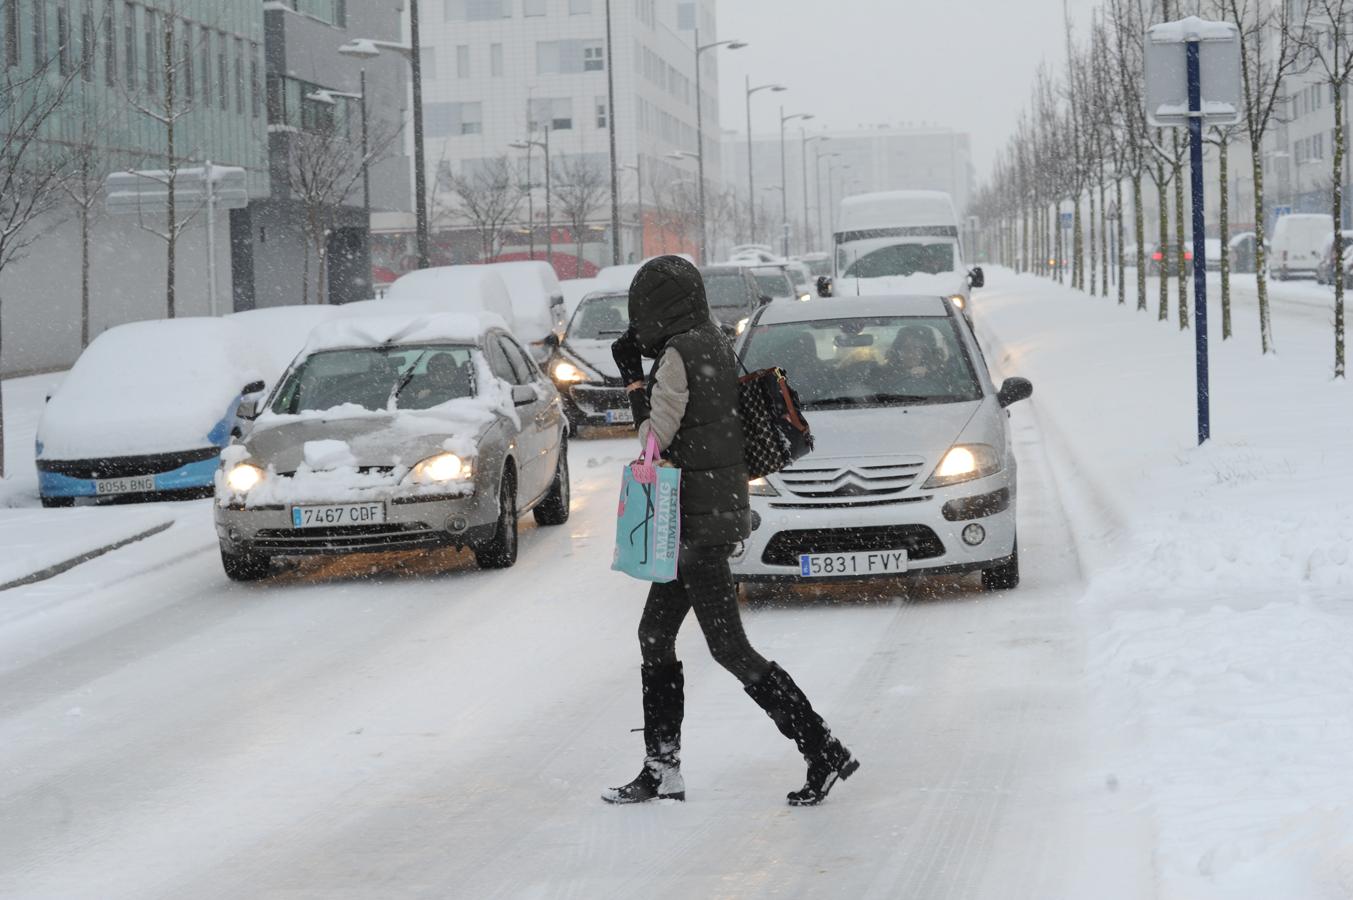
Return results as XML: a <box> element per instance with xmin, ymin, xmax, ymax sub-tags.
<box><xmin>1145</xmin><ymin>17</ymin><xmax>1241</xmax><ymax>446</ymax></box>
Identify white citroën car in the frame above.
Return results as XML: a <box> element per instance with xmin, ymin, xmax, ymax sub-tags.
<box><xmin>731</xmin><ymin>295</ymin><xmax>1031</xmax><ymax>592</ymax></box>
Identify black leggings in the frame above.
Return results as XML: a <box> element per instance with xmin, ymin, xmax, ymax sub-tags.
<box><xmin>638</xmin><ymin>544</ymin><xmax>771</xmax><ymax>686</ymax></box>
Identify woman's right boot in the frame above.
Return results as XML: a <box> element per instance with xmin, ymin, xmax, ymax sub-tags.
<box><xmin>602</xmin><ymin>661</ymin><xmax>686</xmax><ymax>804</ymax></box>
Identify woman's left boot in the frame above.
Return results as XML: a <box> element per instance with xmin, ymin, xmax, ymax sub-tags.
<box><xmin>745</xmin><ymin>662</ymin><xmax>860</xmax><ymax>806</ymax></box>
<box><xmin>602</xmin><ymin>661</ymin><xmax>686</xmax><ymax>804</ymax></box>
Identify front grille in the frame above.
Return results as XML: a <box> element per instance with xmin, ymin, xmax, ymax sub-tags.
<box><xmin>570</xmin><ymin>385</ymin><xmax>629</xmax><ymax>415</ymax></box>
<box><xmin>38</xmin><ymin>446</ymin><xmax>221</xmax><ymax>480</ymax></box>
<box><xmin>776</xmin><ymin>457</ymin><xmax>928</xmax><ymax>506</ymax></box>
<box><xmin>251</xmin><ymin>522</ymin><xmax>446</xmax><ymax>554</ymax></box>
<box><xmin>762</xmin><ymin>524</ymin><xmax>945</xmax><ymax>567</ymax></box>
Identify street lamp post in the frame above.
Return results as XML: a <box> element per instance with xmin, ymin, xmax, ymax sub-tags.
<box><xmin>510</xmin><ymin>127</ymin><xmax>552</xmax><ymax>270</ymax></box>
<box><xmin>802</xmin><ymin>133</ymin><xmax>828</xmax><ymax>253</ymax></box>
<box><xmin>779</xmin><ymin>108</ymin><xmax>814</xmax><ymax>257</ymax></box>
<box><xmin>623</xmin><ymin>159</ymin><xmax>642</xmax><ymax>260</ymax></box>
<box><xmin>745</xmin><ymin>79</ymin><xmax>786</xmax><ymax>245</ymax></box>
<box><xmin>828</xmin><ymin>162</ymin><xmax>851</xmax><ymax>243</ymax></box>
<box><xmin>689</xmin><ymin>29</ymin><xmax>745</xmax><ymax>263</ymax></box>
<box><xmin>339</xmin><ymin>12</ymin><xmax>431</xmax><ymax>269</ymax></box>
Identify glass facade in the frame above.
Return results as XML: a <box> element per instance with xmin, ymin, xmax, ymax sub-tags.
<box><xmin>0</xmin><ymin>0</ymin><xmax>269</xmax><ymax>195</ymax></box>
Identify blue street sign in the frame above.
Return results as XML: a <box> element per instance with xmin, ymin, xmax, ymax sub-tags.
<box><xmin>1060</xmin><ymin>212</ymin><xmax>1074</xmax><ymax>228</ymax></box>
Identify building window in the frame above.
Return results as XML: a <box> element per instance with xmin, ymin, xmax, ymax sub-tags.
<box><xmin>80</xmin><ymin>5</ymin><xmax>94</xmax><ymax>81</ymax></box>
<box><xmin>490</xmin><ymin>42</ymin><xmax>502</xmax><ymax>76</ymax></box>
<box><xmin>143</xmin><ymin>8</ymin><xmax>157</xmax><ymax>97</ymax></box>
<box><xmin>676</xmin><ymin>1</ymin><xmax>694</xmax><ymax>29</ymax></box>
<box><xmin>524</xmin><ymin>0</ymin><xmax>546</xmax><ymax>16</ymax></box>
<box><xmin>537</xmin><ymin>39</ymin><xmax>602</xmax><ymax>74</ymax></box>
<box><xmin>251</xmin><ymin>45</ymin><xmax>261</xmax><ymax>118</ymax></box>
<box><xmin>445</xmin><ymin>0</ymin><xmax>508</xmax><ymax>19</ymax></box>
<box><xmin>31</xmin><ymin>0</ymin><xmax>45</xmax><ymax>67</ymax></box>
<box><xmin>425</xmin><ymin>100</ymin><xmax>483</xmax><ymax>136</ymax></box>
<box><xmin>182</xmin><ymin>27</ymin><xmax>192</xmax><ymax>100</ymax></box>
<box><xmin>200</xmin><ymin>26</ymin><xmax>211</xmax><ymax>106</ymax></box>
<box><xmin>103</xmin><ymin>6</ymin><xmax>115</xmax><ymax>83</ymax></box>
<box><xmin>456</xmin><ymin>44</ymin><xmax>469</xmax><ymax>78</ymax></box>
<box><xmin>57</xmin><ymin>3</ymin><xmax>70</xmax><ymax>76</ymax></box>
<box><xmin>528</xmin><ymin>96</ymin><xmax>572</xmax><ymax>131</ymax></box>
<box><xmin>569</xmin><ymin>0</ymin><xmax>591</xmax><ymax>12</ymax></box>
<box><xmin>419</xmin><ymin>45</ymin><xmax>436</xmax><ymax>79</ymax></box>
<box><xmin>4</xmin><ymin>0</ymin><xmax>19</xmax><ymax>68</ymax></box>
<box><xmin>217</xmin><ymin>30</ymin><xmax>227</xmax><ymax>110</ymax></box>
<box><xmin>286</xmin><ymin>0</ymin><xmax>346</xmax><ymax>26</ymax></box>
<box><xmin>595</xmin><ymin>97</ymin><xmax>606</xmax><ymax>128</ymax></box>
<box><xmin>234</xmin><ymin>38</ymin><xmax>244</xmax><ymax>114</ymax></box>
<box><xmin>123</xmin><ymin>2</ymin><xmax>136</xmax><ymax>89</ymax></box>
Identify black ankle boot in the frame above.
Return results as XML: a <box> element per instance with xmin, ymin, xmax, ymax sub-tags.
<box><xmin>603</xmin><ymin>661</ymin><xmax>686</xmax><ymax>804</ymax></box>
<box><xmin>745</xmin><ymin>662</ymin><xmax>859</xmax><ymax>806</ymax></box>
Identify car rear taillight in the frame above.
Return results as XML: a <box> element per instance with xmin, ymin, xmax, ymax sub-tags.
<box><xmin>1185</xmin><ymin>251</ymin><xmax>1193</xmax><ymax>260</ymax></box>
<box><xmin>1152</xmin><ymin>252</ymin><xmax>1163</xmax><ymax>261</ymax></box>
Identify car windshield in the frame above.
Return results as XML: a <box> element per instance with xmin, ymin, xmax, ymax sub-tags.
<box><xmin>752</xmin><ymin>270</ymin><xmax>793</xmax><ymax>298</ymax></box>
<box><xmin>703</xmin><ymin>273</ymin><xmax>751</xmax><ymax>308</ymax></box>
<box><xmin>270</xmin><ymin>345</ymin><xmax>477</xmax><ymax>414</ymax></box>
<box><xmin>740</xmin><ymin>316</ymin><xmax>982</xmax><ymax>408</ymax></box>
<box><xmin>568</xmin><ymin>294</ymin><xmax>630</xmax><ymax>339</ymax></box>
<box><xmin>786</xmin><ymin>268</ymin><xmax>808</xmax><ymax>288</ymax></box>
<box><xmin>841</xmin><ymin>243</ymin><xmax>956</xmax><ymax>278</ymax></box>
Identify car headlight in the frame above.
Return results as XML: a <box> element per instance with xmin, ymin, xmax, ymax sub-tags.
<box><xmin>552</xmin><ymin>360</ymin><xmax>586</xmax><ymax>383</ymax></box>
<box><xmin>735</xmin><ymin>317</ymin><xmax>750</xmax><ymax>335</ymax></box>
<box><xmin>748</xmin><ymin>476</ymin><xmax>779</xmax><ymax>496</ymax></box>
<box><xmin>922</xmin><ymin>444</ymin><xmax>1001</xmax><ymax>489</ymax></box>
<box><xmin>798</xmin><ymin>293</ymin><xmax>812</xmax><ymax>302</ymax></box>
<box><xmin>949</xmin><ymin>294</ymin><xmax>966</xmax><ymax>310</ymax></box>
<box><xmin>225</xmin><ymin>463</ymin><xmax>265</xmax><ymax>493</ymax></box>
<box><xmin>406</xmin><ymin>452</ymin><xmax>472</xmax><ymax>485</ymax></box>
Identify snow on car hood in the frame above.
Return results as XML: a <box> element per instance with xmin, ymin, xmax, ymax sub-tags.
<box><xmin>798</xmin><ymin>401</ymin><xmax>982</xmax><ymax>462</ymax></box>
<box><xmin>845</xmin><ymin>273</ymin><xmax>969</xmax><ymax>298</ymax></box>
<box><xmin>561</xmin><ymin>338</ymin><xmax>622</xmax><ymax>380</ymax></box>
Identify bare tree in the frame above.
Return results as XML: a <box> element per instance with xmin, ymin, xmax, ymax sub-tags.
<box><xmin>551</xmin><ymin>155</ymin><xmax>609</xmax><ymax>276</ymax></box>
<box><xmin>1206</xmin><ymin>124</ymin><xmax>1241</xmax><ymax>338</ymax></box>
<box><xmin>1225</xmin><ymin>0</ymin><xmax>1309</xmax><ymax>353</ymax></box>
<box><xmin>285</xmin><ymin>116</ymin><xmax>399</xmax><ymax>304</ymax></box>
<box><xmin>0</xmin><ymin>60</ymin><xmax>79</xmax><ymax>479</ymax></box>
<box><xmin>1296</xmin><ymin>0</ymin><xmax>1353</xmax><ymax>377</ymax></box>
<box><xmin>60</xmin><ymin>97</ymin><xmax>116</xmax><ymax>348</ymax></box>
<box><xmin>447</xmin><ymin>156</ymin><xmax>526</xmax><ymax>261</ymax></box>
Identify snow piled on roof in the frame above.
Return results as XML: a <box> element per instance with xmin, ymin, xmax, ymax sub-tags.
<box><xmin>299</xmin><ymin>311</ymin><xmax>506</xmax><ymax>354</ymax></box>
<box><xmin>837</xmin><ymin>191</ymin><xmax>958</xmax><ymax>232</ymax></box>
<box><xmin>38</xmin><ymin>318</ymin><xmax>266</xmax><ymax>460</ymax></box>
<box><xmin>382</xmin><ymin>266</ymin><xmax>517</xmax><ymax>331</ymax></box>
<box><xmin>227</xmin><ymin>305</ymin><xmax>338</xmax><ymax>382</ymax></box>
<box><xmin>485</xmin><ymin>261</ymin><xmax>564</xmax><ymax>340</ymax></box>
<box><xmin>1148</xmin><ymin>15</ymin><xmax>1238</xmax><ymax>42</ymax></box>
<box><xmin>560</xmin><ymin>278</ymin><xmax>600</xmax><ymax>315</ymax></box>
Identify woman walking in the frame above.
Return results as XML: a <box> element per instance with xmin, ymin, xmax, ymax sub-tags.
<box><xmin>602</xmin><ymin>256</ymin><xmax>859</xmax><ymax>807</ymax></box>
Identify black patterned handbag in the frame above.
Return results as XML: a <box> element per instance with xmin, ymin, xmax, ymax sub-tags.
<box><xmin>738</xmin><ymin>366</ymin><xmax>814</xmax><ymax>479</ymax></box>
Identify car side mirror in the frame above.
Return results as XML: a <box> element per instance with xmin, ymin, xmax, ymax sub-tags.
<box><xmin>758</xmin><ymin>294</ymin><xmax>774</xmax><ymax>306</ymax></box>
<box><xmin>512</xmin><ymin>384</ymin><xmax>538</xmax><ymax>406</ymax></box>
<box><xmin>968</xmin><ymin>267</ymin><xmax>985</xmax><ymax>289</ymax></box>
<box><xmin>996</xmin><ymin>377</ymin><xmax>1032</xmax><ymax>408</ymax></box>
<box><xmin>235</xmin><ymin>397</ymin><xmax>261</xmax><ymax>421</ymax></box>
<box><xmin>543</xmin><ymin>332</ymin><xmax>560</xmax><ymax>350</ymax></box>
<box><xmin>816</xmin><ymin>276</ymin><xmax>834</xmax><ymax>298</ymax></box>
<box><xmin>242</xmin><ymin>380</ymin><xmax>266</xmax><ymax>396</ymax></box>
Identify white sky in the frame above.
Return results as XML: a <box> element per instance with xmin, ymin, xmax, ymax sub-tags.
<box><xmin>714</xmin><ymin>0</ymin><xmax>1102</xmax><ymax>179</ymax></box>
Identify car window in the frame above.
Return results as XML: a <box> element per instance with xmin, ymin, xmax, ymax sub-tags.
<box><xmin>740</xmin><ymin>316</ymin><xmax>981</xmax><ymax>409</ymax></box>
<box><xmin>568</xmin><ymin>294</ymin><xmax>630</xmax><ymax>339</ymax></box>
<box><xmin>270</xmin><ymin>345</ymin><xmax>476</xmax><ymax>414</ymax></box>
<box><xmin>496</xmin><ymin>335</ymin><xmax>537</xmax><ymax>385</ymax></box>
<box><xmin>486</xmin><ymin>339</ymin><xmax>519</xmax><ymax>384</ymax></box>
<box><xmin>752</xmin><ymin>270</ymin><xmax>793</xmax><ymax>298</ymax></box>
<box><xmin>703</xmin><ymin>273</ymin><xmax>752</xmax><ymax>308</ymax></box>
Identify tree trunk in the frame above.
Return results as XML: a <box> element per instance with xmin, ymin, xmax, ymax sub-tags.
<box><xmin>1334</xmin><ymin>80</ymin><xmax>1346</xmax><ymax>378</ymax></box>
<box><xmin>1252</xmin><ymin>149</ymin><xmax>1274</xmax><ymax>353</ymax></box>
<box><xmin>301</xmin><ymin>242</ymin><xmax>311</xmax><ymax>306</ymax></box>
<box><xmin>1073</xmin><ymin>194</ymin><xmax>1083</xmax><ymax>290</ymax></box>
<box><xmin>1133</xmin><ymin>172</ymin><xmax>1146</xmax><ymax>311</ymax></box>
<box><xmin>1157</xmin><ymin>160</ymin><xmax>1169</xmax><ymax>321</ymax></box>
<box><xmin>1173</xmin><ymin>132</ymin><xmax>1188</xmax><ymax>330</ymax></box>
<box><xmin>1022</xmin><ymin>204</ymin><xmax>1030</xmax><ymax>274</ymax></box>
<box><xmin>1089</xmin><ymin>184</ymin><xmax>1098</xmax><ymax>295</ymax></box>
<box><xmin>164</xmin><ymin>23</ymin><xmax>177</xmax><ymax>319</ymax></box>
<box><xmin>1100</xmin><ymin>175</ymin><xmax>1110</xmax><ymax>297</ymax></box>
<box><xmin>0</xmin><ymin>294</ymin><xmax>5</xmax><ymax>479</ymax></box>
<box><xmin>80</xmin><ymin>157</ymin><xmax>91</xmax><ymax>348</ymax></box>
<box><xmin>1218</xmin><ymin>135</ymin><xmax>1232</xmax><ymax>340</ymax></box>
<box><xmin>1116</xmin><ymin>175</ymin><xmax>1126</xmax><ymax>305</ymax></box>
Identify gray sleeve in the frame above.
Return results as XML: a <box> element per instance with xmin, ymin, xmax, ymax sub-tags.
<box><xmin>637</xmin><ymin>346</ymin><xmax>689</xmax><ymax>451</ymax></box>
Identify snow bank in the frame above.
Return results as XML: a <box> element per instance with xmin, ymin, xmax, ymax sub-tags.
<box><xmin>37</xmin><ymin>319</ymin><xmax>266</xmax><ymax>460</ymax></box>
<box><xmin>0</xmin><ymin>506</ymin><xmax>173</xmax><ymax>585</ymax></box>
<box><xmin>976</xmin><ymin>269</ymin><xmax>1353</xmax><ymax>897</ymax></box>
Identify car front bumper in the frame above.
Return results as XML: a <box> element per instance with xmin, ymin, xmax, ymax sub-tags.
<box><xmin>730</xmin><ymin>474</ymin><xmax>1016</xmax><ymax>583</ymax></box>
<box><xmin>560</xmin><ymin>383</ymin><xmax>635</xmax><ymax>426</ymax></box>
<box><xmin>215</xmin><ymin>489</ymin><xmax>499</xmax><ymax>557</ymax></box>
<box><xmin>37</xmin><ymin>448</ymin><xmax>222</xmax><ymax>501</ymax></box>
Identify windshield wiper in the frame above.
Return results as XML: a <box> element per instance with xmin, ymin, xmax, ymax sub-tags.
<box><xmin>808</xmin><ymin>393</ymin><xmax>935</xmax><ymax>408</ymax></box>
<box><xmin>390</xmin><ymin>350</ymin><xmax>432</xmax><ymax>405</ymax></box>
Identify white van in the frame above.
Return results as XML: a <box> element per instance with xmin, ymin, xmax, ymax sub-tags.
<box><xmin>832</xmin><ymin>190</ymin><xmax>983</xmax><ymax>315</ymax></box>
<box><xmin>484</xmin><ymin>261</ymin><xmax>567</xmax><ymax>362</ymax></box>
<box><xmin>1270</xmin><ymin>213</ymin><xmax>1333</xmax><ymax>280</ymax></box>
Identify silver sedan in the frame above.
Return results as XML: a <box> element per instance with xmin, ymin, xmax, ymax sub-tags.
<box><xmin>213</xmin><ymin>313</ymin><xmax>569</xmax><ymax>581</ymax></box>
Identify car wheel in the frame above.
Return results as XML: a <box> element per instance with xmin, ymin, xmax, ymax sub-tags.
<box><xmin>475</xmin><ymin>469</ymin><xmax>519</xmax><ymax>569</ymax></box>
<box><xmin>534</xmin><ymin>436</ymin><xmax>571</xmax><ymax>526</ymax></box>
<box><xmin>221</xmin><ymin>545</ymin><xmax>271</xmax><ymax>582</ymax></box>
<box><xmin>40</xmin><ymin>496</ymin><xmax>74</xmax><ymax>508</ymax></box>
<box><xmin>980</xmin><ymin>540</ymin><xmax>1020</xmax><ymax>591</ymax></box>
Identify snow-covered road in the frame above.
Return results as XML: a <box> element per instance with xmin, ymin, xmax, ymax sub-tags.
<box><xmin>0</xmin><ymin>421</ymin><xmax>1137</xmax><ymax>897</ymax></box>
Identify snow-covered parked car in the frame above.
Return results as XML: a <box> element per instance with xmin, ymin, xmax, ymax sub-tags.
<box><xmin>36</xmin><ymin>318</ymin><xmax>268</xmax><ymax>507</ymax></box>
<box><xmin>731</xmin><ymin>295</ymin><xmax>1031</xmax><ymax>592</ymax></box>
<box><xmin>213</xmin><ymin>311</ymin><xmax>569</xmax><ymax>581</ymax></box>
